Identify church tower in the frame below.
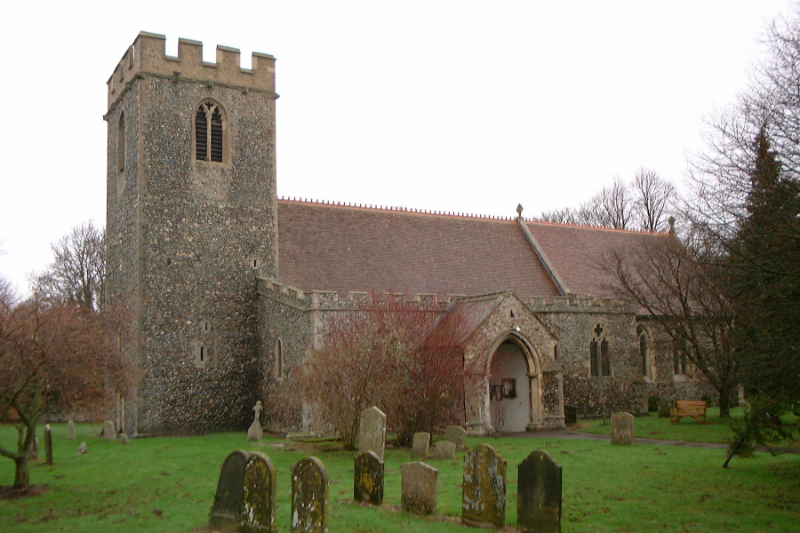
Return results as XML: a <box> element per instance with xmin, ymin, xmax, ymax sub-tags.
<box><xmin>105</xmin><ymin>32</ymin><xmax>278</xmax><ymax>434</ymax></box>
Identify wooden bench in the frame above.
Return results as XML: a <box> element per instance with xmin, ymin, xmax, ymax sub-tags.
<box><xmin>670</xmin><ymin>400</ymin><xmax>708</xmax><ymax>424</ymax></box>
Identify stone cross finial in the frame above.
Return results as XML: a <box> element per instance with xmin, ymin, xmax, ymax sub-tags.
<box><xmin>516</xmin><ymin>204</ymin><xmax>524</xmax><ymax>218</ymax></box>
<box><xmin>253</xmin><ymin>400</ymin><xmax>263</xmax><ymax>422</ymax></box>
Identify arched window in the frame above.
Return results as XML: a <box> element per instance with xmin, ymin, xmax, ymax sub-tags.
<box><xmin>195</xmin><ymin>100</ymin><xmax>226</xmax><ymax>163</ymax></box>
<box><xmin>589</xmin><ymin>324</ymin><xmax>610</xmax><ymax>377</ymax></box>
<box><xmin>118</xmin><ymin>112</ymin><xmax>125</xmax><ymax>172</ymax></box>
<box><xmin>274</xmin><ymin>338</ymin><xmax>285</xmax><ymax>378</ymax></box>
<box><xmin>637</xmin><ymin>325</ymin><xmax>650</xmax><ymax>379</ymax></box>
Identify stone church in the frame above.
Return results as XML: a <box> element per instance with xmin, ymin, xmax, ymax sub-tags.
<box><xmin>105</xmin><ymin>32</ymin><xmax>712</xmax><ymax>436</ymax></box>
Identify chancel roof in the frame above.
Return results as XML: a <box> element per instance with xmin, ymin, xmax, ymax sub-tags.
<box><xmin>276</xmin><ymin>199</ymin><xmax>671</xmax><ymax>301</ymax></box>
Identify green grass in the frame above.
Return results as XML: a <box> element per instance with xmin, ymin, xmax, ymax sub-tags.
<box><xmin>1</xmin><ymin>422</ymin><xmax>800</xmax><ymax>532</ymax></box>
<box><xmin>579</xmin><ymin>407</ymin><xmax>800</xmax><ymax>446</ymax></box>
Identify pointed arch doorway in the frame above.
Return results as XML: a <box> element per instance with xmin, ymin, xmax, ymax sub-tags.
<box><xmin>488</xmin><ymin>336</ymin><xmax>541</xmax><ymax>432</ymax></box>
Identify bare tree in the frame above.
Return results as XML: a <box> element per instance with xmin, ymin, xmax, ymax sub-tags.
<box><xmin>631</xmin><ymin>168</ymin><xmax>676</xmax><ymax>232</ymax></box>
<box><xmin>31</xmin><ymin>222</ymin><xmax>105</xmax><ymax>312</ymax></box>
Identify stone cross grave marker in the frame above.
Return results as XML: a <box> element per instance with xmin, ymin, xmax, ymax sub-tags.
<box><xmin>358</xmin><ymin>406</ymin><xmax>387</xmax><ymax>461</ymax></box>
<box><xmin>354</xmin><ymin>451</ymin><xmax>384</xmax><ymax>505</ymax></box>
<box><xmin>291</xmin><ymin>456</ymin><xmax>329</xmax><ymax>533</ymax></box>
<box><xmin>401</xmin><ymin>462</ymin><xmax>438</xmax><ymax>515</ymax></box>
<box><xmin>209</xmin><ymin>450</ymin><xmax>249</xmax><ymax>531</ymax></box>
<box><xmin>610</xmin><ymin>412</ymin><xmax>635</xmax><ymax>446</ymax></box>
<box><xmin>248</xmin><ymin>401</ymin><xmax>264</xmax><ymax>442</ymax></box>
<box><xmin>411</xmin><ymin>432</ymin><xmax>430</xmax><ymax>458</ymax></box>
<box><xmin>67</xmin><ymin>420</ymin><xmax>76</xmax><ymax>441</ymax></box>
<box><xmin>241</xmin><ymin>451</ymin><xmax>277</xmax><ymax>533</ymax></box>
<box><xmin>44</xmin><ymin>425</ymin><xmax>53</xmax><ymax>466</ymax></box>
<box><xmin>658</xmin><ymin>396</ymin><xmax>672</xmax><ymax>418</ymax></box>
<box><xmin>432</xmin><ymin>441</ymin><xmax>456</xmax><ymax>460</ymax></box>
<box><xmin>462</xmin><ymin>444</ymin><xmax>507</xmax><ymax>528</ymax></box>
<box><xmin>444</xmin><ymin>425</ymin><xmax>467</xmax><ymax>448</ymax></box>
<box><xmin>518</xmin><ymin>449</ymin><xmax>562</xmax><ymax>533</ymax></box>
<box><xmin>103</xmin><ymin>420</ymin><xmax>116</xmax><ymax>441</ymax></box>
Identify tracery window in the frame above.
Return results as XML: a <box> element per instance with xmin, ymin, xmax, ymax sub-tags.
<box><xmin>195</xmin><ymin>100</ymin><xmax>225</xmax><ymax>162</ymax></box>
<box><xmin>589</xmin><ymin>324</ymin><xmax>611</xmax><ymax>377</ymax></box>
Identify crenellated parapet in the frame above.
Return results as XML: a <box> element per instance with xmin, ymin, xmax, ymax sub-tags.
<box><xmin>107</xmin><ymin>31</ymin><xmax>276</xmax><ymax>110</ymax></box>
<box><xmin>528</xmin><ymin>294</ymin><xmax>636</xmax><ymax>314</ymax></box>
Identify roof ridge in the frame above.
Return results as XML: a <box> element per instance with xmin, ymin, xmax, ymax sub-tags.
<box><xmin>526</xmin><ymin>218</ymin><xmax>670</xmax><ymax>236</ymax></box>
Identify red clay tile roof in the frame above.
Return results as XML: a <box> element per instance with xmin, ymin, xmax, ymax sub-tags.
<box><xmin>526</xmin><ymin>221</ymin><xmax>672</xmax><ymax>298</ymax></box>
<box><xmin>277</xmin><ymin>200</ymin><xmax>561</xmax><ymax>300</ymax></box>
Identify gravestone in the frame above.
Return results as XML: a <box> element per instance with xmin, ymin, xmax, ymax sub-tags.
<box><xmin>658</xmin><ymin>396</ymin><xmax>672</xmax><ymax>418</ymax></box>
<box><xmin>209</xmin><ymin>450</ymin><xmax>250</xmax><ymax>531</ymax></box>
<box><xmin>411</xmin><ymin>432</ymin><xmax>430</xmax><ymax>458</ymax></box>
<box><xmin>103</xmin><ymin>420</ymin><xmax>116</xmax><ymax>441</ymax></box>
<box><xmin>648</xmin><ymin>396</ymin><xmax>660</xmax><ymax>412</ymax></box>
<box><xmin>290</xmin><ymin>456</ymin><xmax>328</xmax><ymax>533</ymax></box>
<box><xmin>354</xmin><ymin>451</ymin><xmax>384</xmax><ymax>505</ymax></box>
<box><xmin>44</xmin><ymin>425</ymin><xmax>53</xmax><ymax>466</ymax></box>
<box><xmin>401</xmin><ymin>462</ymin><xmax>438</xmax><ymax>515</ymax></box>
<box><xmin>119</xmin><ymin>433</ymin><xmax>130</xmax><ymax>445</ymax></box>
<box><xmin>358</xmin><ymin>406</ymin><xmax>387</xmax><ymax>461</ymax></box>
<box><xmin>248</xmin><ymin>401</ymin><xmax>264</xmax><ymax>442</ymax></box>
<box><xmin>518</xmin><ymin>450</ymin><xmax>562</xmax><ymax>533</ymax></box>
<box><xmin>462</xmin><ymin>444</ymin><xmax>507</xmax><ymax>528</ymax></box>
<box><xmin>67</xmin><ymin>419</ymin><xmax>76</xmax><ymax>440</ymax></box>
<box><xmin>29</xmin><ymin>436</ymin><xmax>39</xmax><ymax>461</ymax></box>
<box><xmin>241</xmin><ymin>452</ymin><xmax>277</xmax><ymax>533</ymax></box>
<box><xmin>564</xmin><ymin>405</ymin><xmax>577</xmax><ymax>425</ymax></box>
<box><xmin>611</xmin><ymin>412</ymin><xmax>635</xmax><ymax>446</ymax></box>
<box><xmin>76</xmin><ymin>442</ymin><xmax>87</xmax><ymax>455</ymax></box>
<box><xmin>444</xmin><ymin>425</ymin><xmax>467</xmax><ymax>448</ymax></box>
<box><xmin>431</xmin><ymin>441</ymin><xmax>456</xmax><ymax>460</ymax></box>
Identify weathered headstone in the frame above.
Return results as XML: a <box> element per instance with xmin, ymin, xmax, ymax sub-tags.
<box><xmin>67</xmin><ymin>419</ymin><xmax>76</xmax><ymax>441</ymax></box>
<box><xmin>119</xmin><ymin>433</ymin><xmax>130</xmax><ymax>445</ymax></box>
<box><xmin>44</xmin><ymin>425</ymin><xmax>53</xmax><ymax>466</ymax></box>
<box><xmin>401</xmin><ymin>462</ymin><xmax>438</xmax><ymax>515</ymax></box>
<box><xmin>658</xmin><ymin>396</ymin><xmax>672</xmax><ymax>418</ymax></box>
<box><xmin>444</xmin><ymin>425</ymin><xmax>467</xmax><ymax>448</ymax></box>
<box><xmin>518</xmin><ymin>450</ymin><xmax>562</xmax><ymax>533</ymax></box>
<box><xmin>290</xmin><ymin>456</ymin><xmax>328</xmax><ymax>533</ymax></box>
<box><xmin>564</xmin><ymin>405</ymin><xmax>577</xmax><ymax>425</ymax></box>
<box><xmin>209</xmin><ymin>450</ymin><xmax>250</xmax><ymax>532</ymax></box>
<box><xmin>411</xmin><ymin>432</ymin><xmax>430</xmax><ymax>458</ymax></box>
<box><xmin>610</xmin><ymin>412</ymin><xmax>635</xmax><ymax>446</ymax></box>
<box><xmin>354</xmin><ymin>451</ymin><xmax>384</xmax><ymax>505</ymax></box>
<box><xmin>431</xmin><ymin>441</ymin><xmax>456</xmax><ymax>460</ymax></box>
<box><xmin>462</xmin><ymin>444</ymin><xmax>507</xmax><ymax>528</ymax></box>
<box><xmin>103</xmin><ymin>420</ymin><xmax>116</xmax><ymax>441</ymax></box>
<box><xmin>358</xmin><ymin>406</ymin><xmax>387</xmax><ymax>461</ymax></box>
<box><xmin>76</xmin><ymin>442</ymin><xmax>87</xmax><ymax>455</ymax></box>
<box><xmin>241</xmin><ymin>452</ymin><xmax>277</xmax><ymax>533</ymax></box>
<box><xmin>248</xmin><ymin>401</ymin><xmax>264</xmax><ymax>442</ymax></box>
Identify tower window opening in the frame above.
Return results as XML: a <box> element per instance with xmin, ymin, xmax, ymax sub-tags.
<box><xmin>195</xmin><ymin>101</ymin><xmax>225</xmax><ymax>163</ymax></box>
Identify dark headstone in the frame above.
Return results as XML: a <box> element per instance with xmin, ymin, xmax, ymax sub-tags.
<box><xmin>564</xmin><ymin>405</ymin><xmax>577</xmax><ymax>425</ymax></box>
<box><xmin>658</xmin><ymin>396</ymin><xmax>672</xmax><ymax>418</ymax></box>
<box><xmin>241</xmin><ymin>452</ymin><xmax>277</xmax><ymax>533</ymax></box>
<box><xmin>44</xmin><ymin>425</ymin><xmax>53</xmax><ymax>466</ymax></box>
<box><xmin>358</xmin><ymin>406</ymin><xmax>387</xmax><ymax>461</ymax></box>
<box><xmin>611</xmin><ymin>412</ymin><xmax>634</xmax><ymax>446</ymax></box>
<box><xmin>354</xmin><ymin>451</ymin><xmax>384</xmax><ymax>505</ymax></box>
<box><xmin>290</xmin><ymin>456</ymin><xmax>328</xmax><ymax>533</ymax></box>
<box><xmin>648</xmin><ymin>396</ymin><xmax>660</xmax><ymax>412</ymax></box>
<box><xmin>462</xmin><ymin>444</ymin><xmax>507</xmax><ymax>527</ymax></box>
<box><xmin>401</xmin><ymin>462</ymin><xmax>438</xmax><ymax>515</ymax></box>
<box><xmin>518</xmin><ymin>450</ymin><xmax>562</xmax><ymax>533</ymax></box>
<box><xmin>209</xmin><ymin>450</ymin><xmax>249</xmax><ymax>532</ymax></box>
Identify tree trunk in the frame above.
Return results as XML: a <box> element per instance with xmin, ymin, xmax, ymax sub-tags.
<box><xmin>13</xmin><ymin>455</ymin><xmax>29</xmax><ymax>489</ymax></box>
<box><xmin>719</xmin><ymin>391</ymin><xmax>731</xmax><ymax>418</ymax></box>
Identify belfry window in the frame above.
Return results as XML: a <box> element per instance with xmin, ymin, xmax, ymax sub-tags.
<box><xmin>195</xmin><ymin>101</ymin><xmax>225</xmax><ymax>162</ymax></box>
<box><xmin>118</xmin><ymin>112</ymin><xmax>125</xmax><ymax>172</ymax></box>
<box><xmin>589</xmin><ymin>324</ymin><xmax>611</xmax><ymax>377</ymax></box>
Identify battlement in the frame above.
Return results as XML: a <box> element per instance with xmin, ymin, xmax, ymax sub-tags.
<box><xmin>107</xmin><ymin>32</ymin><xmax>276</xmax><ymax>110</ymax></box>
<box><xmin>528</xmin><ymin>294</ymin><xmax>636</xmax><ymax>314</ymax></box>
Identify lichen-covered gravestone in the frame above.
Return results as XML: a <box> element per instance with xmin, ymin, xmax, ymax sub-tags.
<box><xmin>462</xmin><ymin>444</ymin><xmax>507</xmax><ymax>527</ymax></box>
<box><xmin>248</xmin><ymin>401</ymin><xmax>264</xmax><ymax>442</ymax></box>
<box><xmin>444</xmin><ymin>425</ymin><xmax>467</xmax><ymax>448</ymax></box>
<box><xmin>44</xmin><ymin>425</ymin><xmax>53</xmax><ymax>466</ymax></box>
<box><xmin>411</xmin><ymin>432</ymin><xmax>430</xmax><ymax>458</ymax></box>
<box><xmin>610</xmin><ymin>412</ymin><xmax>635</xmax><ymax>446</ymax></box>
<box><xmin>401</xmin><ymin>462</ymin><xmax>438</xmax><ymax>515</ymax></box>
<box><xmin>241</xmin><ymin>452</ymin><xmax>277</xmax><ymax>533</ymax></box>
<box><xmin>431</xmin><ymin>441</ymin><xmax>456</xmax><ymax>460</ymax></box>
<box><xmin>658</xmin><ymin>396</ymin><xmax>673</xmax><ymax>418</ymax></box>
<box><xmin>291</xmin><ymin>456</ymin><xmax>328</xmax><ymax>533</ymax></box>
<box><xmin>518</xmin><ymin>450</ymin><xmax>562</xmax><ymax>533</ymax></box>
<box><xmin>103</xmin><ymin>420</ymin><xmax>116</xmax><ymax>441</ymax></box>
<box><xmin>354</xmin><ymin>451</ymin><xmax>384</xmax><ymax>505</ymax></box>
<box><xmin>67</xmin><ymin>420</ymin><xmax>76</xmax><ymax>441</ymax></box>
<box><xmin>209</xmin><ymin>450</ymin><xmax>250</xmax><ymax>532</ymax></box>
<box><xmin>358</xmin><ymin>406</ymin><xmax>387</xmax><ymax>461</ymax></box>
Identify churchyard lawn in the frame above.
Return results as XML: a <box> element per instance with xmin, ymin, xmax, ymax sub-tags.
<box><xmin>1</xmin><ymin>421</ymin><xmax>798</xmax><ymax>532</ymax></box>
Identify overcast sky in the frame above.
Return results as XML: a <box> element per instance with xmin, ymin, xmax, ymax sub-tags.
<box><xmin>0</xmin><ymin>0</ymin><xmax>795</xmax><ymax>294</ymax></box>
